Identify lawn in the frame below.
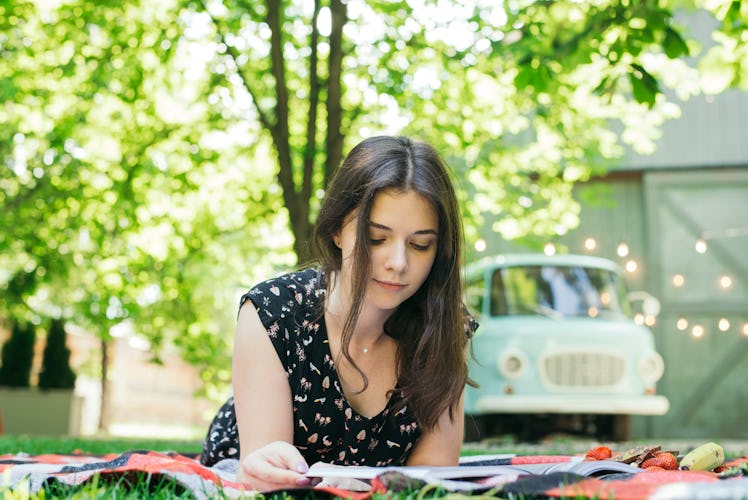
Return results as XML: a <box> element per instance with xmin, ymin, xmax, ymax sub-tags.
<box><xmin>0</xmin><ymin>435</ymin><xmax>203</xmax><ymax>456</ymax></box>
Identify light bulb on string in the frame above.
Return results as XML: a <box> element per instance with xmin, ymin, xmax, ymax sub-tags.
<box><xmin>691</xmin><ymin>324</ymin><xmax>705</xmax><ymax>338</ymax></box>
<box><xmin>625</xmin><ymin>259</ymin><xmax>638</xmax><ymax>273</ymax></box>
<box><xmin>719</xmin><ymin>275</ymin><xmax>733</xmax><ymax>289</ymax></box>
<box><xmin>695</xmin><ymin>226</ymin><xmax>748</xmax><ymax>255</ymax></box>
<box><xmin>695</xmin><ymin>239</ymin><xmax>707</xmax><ymax>254</ymax></box>
<box><xmin>617</xmin><ymin>243</ymin><xmax>629</xmax><ymax>257</ymax></box>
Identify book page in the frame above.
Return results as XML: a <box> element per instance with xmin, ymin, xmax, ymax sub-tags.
<box><xmin>305</xmin><ymin>459</ymin><xmax>642</xmax><ymax>481</ymax></box>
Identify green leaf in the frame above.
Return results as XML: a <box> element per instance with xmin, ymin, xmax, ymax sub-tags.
<box><xmin>663</xmin><ymin>26</ymin><xmax>689</xmax><ymax>59</ymax></box>
<box><xmin>514</xmin><ymin>65</ymin><xmax>534</xmax><ymax>91</ymax></box>
<box><xmin>629</xmin><ymin>63</ymin><xmax>659</xmax><ymax>107</ymax></box>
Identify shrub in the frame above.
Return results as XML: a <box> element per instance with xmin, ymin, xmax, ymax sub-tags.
<box><xmin>0</xmin><ymin>321</ymin><xmax>35</xmax><ymax>387</ymax></box>
<box><xmin>38</xmin><ymin>318</ymin><xmax>76</xmax><ymax>390</ymax></box>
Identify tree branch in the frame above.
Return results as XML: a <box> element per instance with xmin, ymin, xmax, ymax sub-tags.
<box><xmin>265</xmin><ymin>0</ymin><xmax>296</xmax><ymax>204</ymax></box>
<box><xmin>302</xmin><ymin>0</ymin><xmax>321</xmax><ymax>205</ymax></box>
<box><xmin>198</xmin><ymin>0</ymin><xmax>302</xmax><ymax>242</ymax></box>
<box><xmin>196</xmin><ymin>0</ymin><xmax>274</xmax><ymax>134</ymax></box>
<box><xmin>324</xmin><ymin>0</ymin><xmax>347</xmax><ymax>188</ymax></box>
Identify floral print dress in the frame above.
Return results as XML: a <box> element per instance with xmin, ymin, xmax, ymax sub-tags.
<box><xmin>200</xmin><ymin>268</ymin><xmax>421</xmax><ymax>467</ymax></box>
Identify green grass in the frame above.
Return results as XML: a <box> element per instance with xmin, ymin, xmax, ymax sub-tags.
<box><xmin>0</xmin><ymin>435</ymin><xmax>202</xmax><ymax>455</ymax></box>
<box><xmin>25</xmin><ymin>473</ymin><xmax>198</xmax><ymax>500</ymax></box>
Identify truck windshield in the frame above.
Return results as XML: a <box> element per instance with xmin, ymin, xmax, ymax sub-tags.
<box><xmin>490</xmin><ymin>265</ymin><xmax>631</xmax><ymax>318</ymax></box>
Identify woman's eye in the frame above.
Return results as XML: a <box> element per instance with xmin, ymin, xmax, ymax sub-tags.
<box><xmin>369</xmin><ymin>238</ymin><xmax>385</xmax><ymax>245</ymax></box>
<box><xmin>411</xmin><ymin>242</ymin><xmax>432</xmax><ymax>251</ymax></box>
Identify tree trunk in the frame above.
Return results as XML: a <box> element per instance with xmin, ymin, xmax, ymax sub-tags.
<box><xmin>324</xmin><ymin>0</ymin><xmax>347</xmax><ymax>188</ymax></box>
<box><xmin>98</xmin><ymin>338</ymin><xmax>109</xmax><ymax>431</ymax></box>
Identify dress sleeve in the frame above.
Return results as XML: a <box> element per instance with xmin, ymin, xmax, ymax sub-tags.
<box><xmin>237</xmin><ymin>278</ymin><xmax>291</xmax><ymax>373</ymax></box>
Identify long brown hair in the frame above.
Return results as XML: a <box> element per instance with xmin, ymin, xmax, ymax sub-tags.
<box><xmin>313</xmin><ymin>136</ymin><xmax>471</xmax><ymax>431</ymax></box>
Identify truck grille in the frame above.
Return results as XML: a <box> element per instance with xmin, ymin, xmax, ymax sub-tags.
<box><xmin>541</xmin><ymin>352</ymin><xmax>625</xmax><ymax>388</ymax></box>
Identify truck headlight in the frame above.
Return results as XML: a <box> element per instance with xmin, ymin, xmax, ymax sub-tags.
<box><xmin>497</xmin><ymin>349</ymin><xmax>526</xmax><ymax>379</ymax></box>
<box><xmin>638</xmin><ymin>352</ymin><xmax>665</xmax><ymax>384</ymax></box>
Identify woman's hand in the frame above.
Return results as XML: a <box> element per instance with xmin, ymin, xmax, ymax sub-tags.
<box><xmin>237</xmin><ymin>441</ymin><xmax>314</xmax><ymax>491</ymax></box>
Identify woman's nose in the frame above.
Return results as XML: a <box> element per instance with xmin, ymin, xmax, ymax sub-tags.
<box><xmin>385</xmin><ymin>242</ymin><xmax>408</xmax><ymax>272</ymax></box>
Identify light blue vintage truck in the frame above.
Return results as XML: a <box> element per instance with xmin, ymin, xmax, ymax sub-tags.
<box><xmin>463</xmin><ymin>253</ymin><xmax>669</xmax><ymax>441</ymax></box>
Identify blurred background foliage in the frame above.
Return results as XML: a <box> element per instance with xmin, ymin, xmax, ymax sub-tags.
<box><xmin>1</xmin><ymin>0</ymin><xmax>746</xmax><ymax>401</ymax></box>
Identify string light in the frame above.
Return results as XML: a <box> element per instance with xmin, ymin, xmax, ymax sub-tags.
<box><xmin>508</xmin><ymin>228</ymin><xmax>748</xmax><ymax>341</ymax></box>
<box><xmin>682</xmin><ymin>227</ymin><xmax>748</xmax><ymax>338</ymax></box>
<box><xmin>719</xmin><ymin>275</ymin><xmax>733</xmax><ymax>289</ymax></box>
<box><xmin>695</xmin><ymin>226</ymin><xmax>748</xmax><ymax>254</ymax></box>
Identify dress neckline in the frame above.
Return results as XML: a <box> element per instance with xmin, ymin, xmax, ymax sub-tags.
<box><xmin>318</xmin><ymin>314</ymin><xmax>396</xmax><ymax>421</ymax></box>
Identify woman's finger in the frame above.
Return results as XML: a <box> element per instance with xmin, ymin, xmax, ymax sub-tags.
<box><xmin>239</xmin><ymin>442</ymin><xmax>311</xmax><ymax>491</ymax></box>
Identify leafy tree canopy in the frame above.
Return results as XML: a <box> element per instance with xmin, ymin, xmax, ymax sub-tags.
<box><xmin>1</xmin><ymin>0</ymin><xmax>746</xmax><ymax>397</ymax></box>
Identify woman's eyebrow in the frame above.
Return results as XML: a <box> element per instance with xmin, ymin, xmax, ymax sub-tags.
<box><xmin>368</xmin><ymin>221</ymin><xmax>438</xmax><ymax>236</ymax></box>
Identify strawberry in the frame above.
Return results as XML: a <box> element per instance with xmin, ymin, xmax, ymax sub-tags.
<box><xmin>584</xmin><ymin>446</ymin><xmax>613</xmax><ymax>461</ymax></box>
<box><xmin>644</xmin><ymin>466</ymin><xmax>667</xmax><ymax>472</ymax></box>
<box><xmin>641</xmin><ymin>452</ymin><xmax>679</xmax><ymax>470</ymax></box>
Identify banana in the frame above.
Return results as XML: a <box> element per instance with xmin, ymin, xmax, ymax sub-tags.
<box><xmin>679</xmin><ymin>442</ymin><xmax>725</xmax><ymax>471</ymax></box>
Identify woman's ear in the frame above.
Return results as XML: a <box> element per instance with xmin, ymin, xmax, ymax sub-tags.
<box><xmin>333</xmin><ymin>232</ymin><xmax>342</xmax><ymax>249</ymax></box>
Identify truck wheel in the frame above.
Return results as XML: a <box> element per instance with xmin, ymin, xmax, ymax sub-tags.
<box><xmin>595</xmin><ymin>414</ymin><xmax>632</xmax><ymax>441</ymax></box>
<box><xmin>611</xmin><ymin>414</ymin><xmax>632</xmax><ymax>441</ymax></box>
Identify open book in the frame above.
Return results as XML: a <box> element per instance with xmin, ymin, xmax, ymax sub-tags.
<box><xmin>306</xmin><ymin>458</ymin><xmax>643</xmax><ymax>490</ymax></box>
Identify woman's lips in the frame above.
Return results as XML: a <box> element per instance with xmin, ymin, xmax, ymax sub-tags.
<box><xmin>374</xmin><ymin>279</ymin><xmax>406</xmax><ymax>291</ymax></box>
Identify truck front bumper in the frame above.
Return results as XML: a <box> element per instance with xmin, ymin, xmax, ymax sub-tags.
<box><xmin>475</xmin><ymin>394</ymin><xmax>670</xmax><ymax>415</ymax></box>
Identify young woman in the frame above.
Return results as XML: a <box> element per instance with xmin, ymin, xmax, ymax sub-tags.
<box><xmin>201</xmin><ymin>136</ymin><xmax>476</xmax><ymax>491</ymax></box>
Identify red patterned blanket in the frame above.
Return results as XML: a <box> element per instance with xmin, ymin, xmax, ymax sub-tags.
<box><xmin>1</xmin><ymin>450</ymin><xmax>746</xmax><ymax>499</ymax></box>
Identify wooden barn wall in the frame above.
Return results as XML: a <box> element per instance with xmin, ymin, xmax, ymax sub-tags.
<box><xmin>485</xmin><ymin>169</ymin><xmax>748</xmax><ymax>439</ymax></box>
<box><xmin>642</xmin><ymin>169</ymin><xmax>748</xmax><ymax>439</ymax></box>
<box><xmin>556</xmin><ymin>169</ymin><xmax>748</xmax><ymax>439</ymax></box>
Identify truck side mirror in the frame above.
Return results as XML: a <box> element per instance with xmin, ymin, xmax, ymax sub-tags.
<box><xmin>627</xmin><ymin>291</ymin><xmax>661</xmax><ymax>318</ymax></box>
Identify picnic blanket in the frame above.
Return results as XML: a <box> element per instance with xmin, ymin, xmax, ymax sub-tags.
<box><xmin>1</xmin><ymin>450</ymin><xmax>747</xmax><ymax>499</ymax></box>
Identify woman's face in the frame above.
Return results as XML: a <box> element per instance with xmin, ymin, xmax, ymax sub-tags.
<box><xmin>336</xmin><ymin>189</ymin><xmax>439</xmax><ymax>314</ymax></box>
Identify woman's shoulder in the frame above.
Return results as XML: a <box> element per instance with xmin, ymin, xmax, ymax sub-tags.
<box><xmin>241</xmin><ymin>268</ymin><xmax>325</xmax><ymax>307</ymax></box>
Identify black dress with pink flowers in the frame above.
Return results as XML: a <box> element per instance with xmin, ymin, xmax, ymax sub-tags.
<box><xmin>200</xmin><ymin>268</ymin><xmax>421</xmax><ymax>467</ymax></box>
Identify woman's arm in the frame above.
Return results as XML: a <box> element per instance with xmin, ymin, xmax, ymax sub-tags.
<box><xmin>233</xmin><ymin>302</ymin><xmax>312</xmax><ymax>489</ymax></box>
<box><xmin>404</xmin><ymin>391</ymin><xmax>465</xmax><ymax>466</ymax></box>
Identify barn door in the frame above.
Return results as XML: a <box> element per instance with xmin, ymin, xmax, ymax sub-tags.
<box><xmin>644</xmin><ymin>168</ymin><xmax>748</xmax><ymax>438</ymax></box>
